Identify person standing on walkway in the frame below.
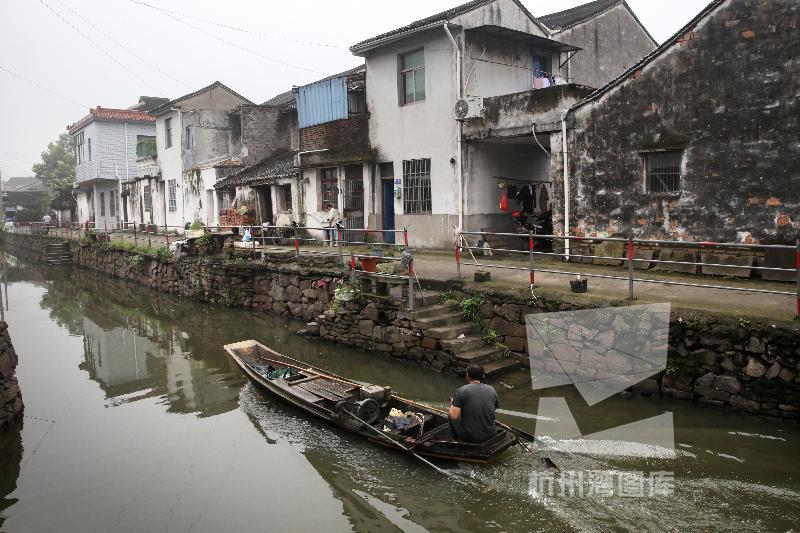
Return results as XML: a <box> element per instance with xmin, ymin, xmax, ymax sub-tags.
<box><xmin>448</xmin><ymin>364</ymin><xmax>499</xmax><ymax>444</ymax></box>
<box><xmin>324</xmin><ymin>203</ymin><xmax>341</xmax><ymax>246</ymax></box>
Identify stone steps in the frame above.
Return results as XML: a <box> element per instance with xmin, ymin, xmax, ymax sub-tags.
<box><xmin>483</xmin><ymin>358</ymin><xmax>521</xmax><ymax>378</ymax></box>
<box><xmin>440</xmin><ymin>335</ymin><xmax>486</xmax><ymax>355</ymax></box>
<box><xmin>45</xmin><ymin>243</ymin><xmax>72</xmax><ymax>265</ymax></box>
<box><xmin>423</xmin><ymin>322</ymin><xmax>481</xmax><ymax>340</ymax></box>
<box><xmin>413</xmin><ymin>312</ymin><xmax>464</xmax><ymax>329</ymax></box>
<box><xmin>408</xmin><ymin>303</ymin><xmax>457</xmax><ymax>319</ymax></box>
<box><xmin>455</xmin><ymin>345</ymin><xmax>506</xmax><ymax>365</ymax></box>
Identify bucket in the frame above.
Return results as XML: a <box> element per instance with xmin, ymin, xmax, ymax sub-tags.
<box><xmin>360</xmin><ymin>257</ymin><xmax>379</xmax><ymax>272</ymax></box>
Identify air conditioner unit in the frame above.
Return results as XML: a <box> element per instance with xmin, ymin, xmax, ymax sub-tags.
<box><xmin>454</xmin><ymin>96</ymin><xmax>484</xmax><ymax>121</ymax></box>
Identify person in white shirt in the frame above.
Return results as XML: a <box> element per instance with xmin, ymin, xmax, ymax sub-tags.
<box><xmin>324</xmin><ymin>203</ymin><xmax>341</xmax><ymax>246</ymax></box>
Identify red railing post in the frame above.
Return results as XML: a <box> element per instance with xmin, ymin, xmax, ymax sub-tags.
<box><xmin>627</xmin><ymin>234</ymin><xmax>636</xmax><ymax>301</ymax></box>
<box><xmin>795</xmin><ymin>240</ymin><xmax>799</xmax><ymax>320</ymax></box>
<box><xmin>529</xmin><ymin>231</ymin><xmax>536</xmax><ymax>289</ymax></box>
<box><xmin>294</xmin><ymin>234</ymin><xmax>300</xmax><ymax>256</ymax></box>
<box><xmin>403</xmin><ymin>227</ymin><xmax>409</xmax><ymax>247</ymax></box>
<box><xmin>455</xmin><ymin>232</ymin><xmax>463</xmax><ymax>280</ymax></box>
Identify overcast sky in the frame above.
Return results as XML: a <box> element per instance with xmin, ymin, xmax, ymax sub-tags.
<box><xmin>0</xmin><ymin>0</ymin><xmax>709</xmax><ymax>177</ymax></box>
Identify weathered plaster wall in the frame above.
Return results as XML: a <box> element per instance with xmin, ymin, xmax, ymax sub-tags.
<box><xmin>559</xmin><ymin>0</ymin><xmax>800</xmax><ymax>244</ymax></box>
<box><xmin>239</xmin><ymin>106</ymin><xmax>295</xmax><ymax>166</ymax></box>
<box><xmin>0</xmin><ymin>321</ymin><xmax>23</xmax><ymax>428</ymax></box>
<box><xmin>551</xmin><ymin>2</ymin><xmax>657</xmax><ymax>88</ymax></box>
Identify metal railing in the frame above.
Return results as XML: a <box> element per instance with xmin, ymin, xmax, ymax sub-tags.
<box><xmin>4</xmin><ymin>221</ymin><xmax>421</xmax><ymax>310</ymax></box>
<box><xmin>456</xmin><ymin>230</ymin><xmax>800</xmax><ymax>319</ymax></box>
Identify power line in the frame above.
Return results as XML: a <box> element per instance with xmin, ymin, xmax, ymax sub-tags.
<box><xmin>53</xmin><ymin>0</ymin><xmax>192</xmax><ymax>90</ymax></box>
<box><xmin>128</xmin><ymin>0</ymin><xmax>325</xmax><ymax>75</ymax></box>
<box><xmin>127</xmin><ymin>0</ymin><xmax>344</xmax><ymax>48</ymax></box>
<box><xmin>0</xmin><ymin>64</ymin><xmax>89</xmax><ymax>109</ymax></box>
<box><xmin>37</xmin><ymin>0</ymin><xmax>162</xmax><ymax>93</ymax></box>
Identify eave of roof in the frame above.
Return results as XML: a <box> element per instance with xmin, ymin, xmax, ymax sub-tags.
<box><xmin>150</xmin><ymin>81</ymin><xmax>253</xmax><ymax>116</ymax></box>
<box><xmin>569</xmin><ymin>0</ymin><xmax>725</xmax><ymax>114</ymax></box>
<box><xmin>350</xmin><ymin>0</ymin><xmax>548</xmax><ymax>55</ymax></box>
<box><xmin>67</xmin><ymin>107</ymin><xmax>156</xmax><ymax>134</ymax></box>
<box><xmin>214</xmin><ymin>151</ymin><xmax>299</xmax><ymax>189</ymax></box>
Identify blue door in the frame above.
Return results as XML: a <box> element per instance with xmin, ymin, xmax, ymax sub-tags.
<box><xmin>382</xmin><ymin>179</ymin><xmax>395</xmax><ymax>244</ymax></box>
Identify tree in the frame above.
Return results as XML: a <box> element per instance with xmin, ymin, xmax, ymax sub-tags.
<box><xmin>32</xmin><ymin>133</ymin><xmax>76</xmax><ymax>212</ymax></box>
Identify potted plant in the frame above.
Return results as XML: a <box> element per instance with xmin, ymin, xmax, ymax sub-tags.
<box><xmin>334</xmin><ymin>281</ymin><xmax>360</xmax><ymax>302</ymax></box>
<box><xmin>186</xmin><ymin>220</ymin><xmax>205</xmax><ymax>239</ymax></box>
<box><xmin>570</xmin><ymin>275</ymin><xmax>588</xmax><ymax>293</ymax></box>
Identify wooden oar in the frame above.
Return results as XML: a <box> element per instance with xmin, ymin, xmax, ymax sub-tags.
<box><xmin>496</xmin><ymin>421</ymin><xmax>560</xmax><ymax>470</ymax></box>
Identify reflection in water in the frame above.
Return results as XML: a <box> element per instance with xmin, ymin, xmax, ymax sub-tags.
<box><xmin>0</xmin><ymin>422</ymin><xmax>22</xmax><ymax>529</ymax></box>
<box><xmin>1</xmin><ymin>249</ymin><xmax>799</xmax><ymax>532</ymax></box>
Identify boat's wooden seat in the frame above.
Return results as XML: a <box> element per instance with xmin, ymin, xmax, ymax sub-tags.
<box><xmin>297</xmin><ymin>381</ymin><xmax>351</xmax><ymax>402</ymax></box>
<box><xmin>287</xmin><ymin>375</ymin><xmax>323</xmax><ymax>386</ymax></box>
<box><xmin>284</xmin><ymin>383</ymin><xmax>325</xmax><ymax>404</ymax></box>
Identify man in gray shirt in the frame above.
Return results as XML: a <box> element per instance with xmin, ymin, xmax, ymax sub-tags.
<box><xmin>448</xmin><ymin>364</ymin><xmax>499</xmax><ymax>444</ymax></box>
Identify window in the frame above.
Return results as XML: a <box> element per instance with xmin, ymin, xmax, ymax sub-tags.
<box><xmin>99</xmin><ymin>192</ymin><xmax>106</xmax><ymax>217</ymax></box>
<box><xmin>320</xmin><ymin>168</ymin><xmax>338</xmax><ymax>209</ymax></box>
<box><xmin>87</xmin><ymin>138</ymin><xmax>92</xmax><ymax>162</ymax></box>
<box><xmin>645</xmin><ymin>151</ymin><xmax>682</xmax><ymax>194</ymax></box>
<box><xmin>167</xmin><ymin>179</ymin><xmax>177</xmax><ymax>211</ymax></box>
<box><xmin>110</xmin><ymin>190</ymin><xmax>117</xmax><ymax>217</ymax></box>
<box><xmin>400</xmin><ymin>49</ymin><xmax>425</xmax><ymax>105</ymax></box>
<box><xmin>164</xmin><ymin>117</ymin><xmax>172</xmax><ymax>148</ymax></box>
<box><xmin>76</xmin><ymin>132</ymin><xmax>85</xmax><ymax>164</ymax></box>
<box><xmin>185</xmin><ymin>126</ymin><xmax>193</xmax><ymax>149</ymax></box>
<box><xmin>402</xmin><ymin>158</ymin><xmax>432</xmax><ymax>214</ymax></box>
<box><xmin>344</xmin><ymin>165</ymin><xmax>363</xmax><ymax>210</ymax></box>
<box><xmin>136</xmin><ymin>135</ymin><xmax>157</xmax><ymax>158</ymax></box>
<box><xmin>348</xmin><ymin>90</ymin><xmax>366</xmax><ymax>115</ymax></box>
<box><xmin>277</xmin><ymin>184</ymin><xmax>292</xmax><ymax>212</ymax></box>
<box><xmin>143</xmin><ymin>185</ymin><xmax>152</xmax><ymax>212</ymax></box>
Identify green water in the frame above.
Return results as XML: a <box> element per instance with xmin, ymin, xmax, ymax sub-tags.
<box><xmin>0</xmin><ymin>249</ymin><xmax>798</xmax><ymax>532</ymax></box>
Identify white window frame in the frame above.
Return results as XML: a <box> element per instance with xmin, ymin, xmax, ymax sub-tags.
<box><xmin>167</xmin><ymin>179</ymin><xmax>177</xmax><ymax>211</ymax></box>
<box><xmin>165</xmin><ymin>117</ymin><xmax>173</xmax><ymax>149</ymax></box>
<box><xmin>76</xmin><ymin>132</ymin><xmax>85</xmax><ymax>164</ymax></box>
<box><xmin>402</xmin><ymin>158</ymin><xmax>432</xmax><ymax>214</ymax></box>
<box><xmin>400</xmin><ymin>49</ymin><xmax>425</xmax><ymax>105</ymax></box>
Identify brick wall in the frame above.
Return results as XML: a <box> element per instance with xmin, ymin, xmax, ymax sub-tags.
<box><xmin>299</xmin><ymin>114</ymin><xmax>369</xmax><ymax>154</ymax></box>
<box><xmin>558</xmin><ymin>0</ymin><xmax>800</xmax><ymax>245</ymax></box>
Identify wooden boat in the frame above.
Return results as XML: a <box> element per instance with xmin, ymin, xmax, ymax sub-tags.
<box><xmin>224</xmin><ymin>340</ymin><xmax>520</xmax><ymax>463</ymax></box>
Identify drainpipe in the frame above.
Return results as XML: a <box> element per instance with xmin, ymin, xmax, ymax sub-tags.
<box><xmin>444</xmin><ymin>22</ymin><xmax>464</xmax><ymax>231</ymax></box>
<box><xmin>561</xmin><ymin>109</ymin><xmax>570</xmax><ymax>261</ymax></box>
<box><xmin>122</xmin><ymin>121</ymin><xmax>129</xmax><ymax>224</ymax></box>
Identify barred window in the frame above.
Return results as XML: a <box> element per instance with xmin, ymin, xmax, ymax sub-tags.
<box><xmin>645</xmin><ymin>151</ymin><xmax>682</xmax><ymax>194</ymax></box>
<box><xmin>344</xmin><ymin>165</ymin><xmax>363</xmax><ymax>210</ymax></box>
<box><xmin>402</xmin><ymin>158</ymin><xmax>431</xmax><ymax>214</ymax></box>
<box><xmin>320</xmin><ymin>168</ymin><xmax>338</xmax><ymax>209</ymax></box>
<box><xmin>278</xmin><ymin>184</ymin><xmax>292</xmax><ymax>212</ymax></box>
<box><xmin>99</xmin><ymin>192</ymin><xmax>106</xmax><ymax>217</ymax></box>
<box><xmin>110</xmin><ymin>190</ymin><xmax>117</xmax><ymax>217</ymax></box>
<box><xmin>168</xmin><ymin>179</ymin><xmax>177</xmax><ymax>211</ymax></box>
<box><xmin>143</xmin><ymin>185</ymin><xmax>152</xmax><ymax>212</ymax></box>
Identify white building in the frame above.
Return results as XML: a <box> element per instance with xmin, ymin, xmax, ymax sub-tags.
<box><xmin>140</xmin><ymin>82</ymin><xmax>253</xmax><ymax>232</ymax></box>
<box><xmin>349</xmin><ymin>0</ymin><xmax>655</xmax><ymax>248</ymax></box>
<box><xmin>68</xmin><ymin>99</ymin><xmax>167</xmax><ymax>227</ymax></box>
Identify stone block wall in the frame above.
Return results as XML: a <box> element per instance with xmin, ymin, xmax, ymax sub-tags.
<box><xmin>0</xmin><ymin>321</ymin><xmax>23</xmax><ymax>428</ymax></box>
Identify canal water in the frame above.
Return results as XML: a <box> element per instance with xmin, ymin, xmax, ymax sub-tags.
<box><xmin>0</xmin><ymin>249</ymin><xmax>798</xmax><ymax>532</ymax></box>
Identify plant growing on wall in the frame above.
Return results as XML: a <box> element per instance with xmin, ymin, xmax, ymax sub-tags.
<box><xmin>460</xmin><ymin>294</ymin><xmax>485</xmax><ymax>323</ymax></box>
<box><xmin>196</xmin><ymin>233</ymin><xmax>214</xmax><ymax>255</ymax></box>
<box><xmin>128</xmin><ymin>254</ymin><xmax>147</xmax><ymax>270</ymax></box>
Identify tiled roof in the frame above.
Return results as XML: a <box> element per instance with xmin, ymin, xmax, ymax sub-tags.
<box><xmin>68</xmin><ymin>107</ymin><xmax>155</xmax><ymax>134</ymax></box>
<box><xmin>570</xmin><ymin>0</ymin><xmax>724</xmax><ymax>112</ymax></box>
<box><xmin>540</xmin><ymin>0</ymin><xmax>656</xmax><ymax>45</ymax></box>
<box><xmin>261</xmin><ymin>90</ymin><xmax>296</xmax><ymax>108</ymax></box>
<box><xmin>128</xmin><ymin>96</ymin><xmax>170</xmax><ymax>112</ymax></box>
<box><xmin>351</xmin><ymin>0</ymin><xmax>543</xmax><ymax>53</ymax></box>
<box><xmin>150</xmin><ymin>81</ymin><xmax>253</xmax><ymax>116</ymax></box>
<box><xmin>214</xmin><ymin>151</ymin><xmax>298</xmax><ymax>189</ymax></box>
<box><xmin>539</xmin><ymin>0</ymin><xmax>620</xmax><ymax>31</ymax></box>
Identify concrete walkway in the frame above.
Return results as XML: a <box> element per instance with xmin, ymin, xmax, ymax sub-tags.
<box><xmin>30</xmin><ymin>227</ymin><xmax>798</xmax><ymax>323</ymax></box>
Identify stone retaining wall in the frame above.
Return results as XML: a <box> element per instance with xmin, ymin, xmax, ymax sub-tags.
<box><xmin>3</xmin><ymin>232</ymin><xmax>799</xmax><ymax>420</ymax></box>
<box><xmin>2</xmin><ymin>232</ymin><xmax>345</xmax><ymax>322</ymax></box>
<box><xmin>0</xmin><ymin>321</ymin><xmax>23</xmax><ymax>428</ymax></box>
<box><xmin>451</xmin><ymin>287</ymin><xmax>800</xmax><ymax>421</ymax></box>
